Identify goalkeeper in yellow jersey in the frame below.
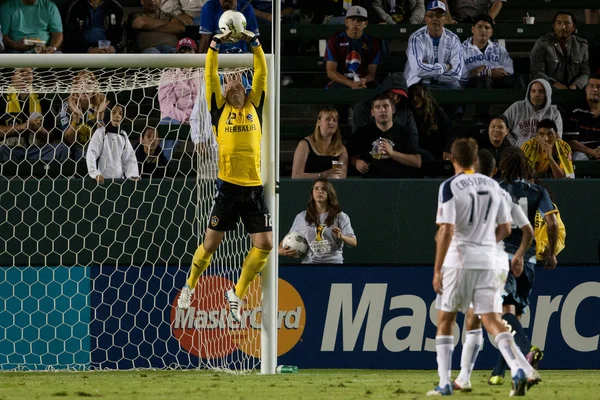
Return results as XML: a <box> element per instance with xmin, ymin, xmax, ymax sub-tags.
<box><xmin>177</xmin><ymin>28</ymin><xmax>272</xmax><ymax>322</ymax></box>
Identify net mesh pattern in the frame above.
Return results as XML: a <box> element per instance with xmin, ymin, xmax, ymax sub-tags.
<box><xmin>0</xmin><ymin>65</ymin><xmax>261</xmax><ymax>372</ymax></box>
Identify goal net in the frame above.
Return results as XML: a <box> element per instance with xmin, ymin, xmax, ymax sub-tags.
<box><xmin>0</xmin><ymin>55</ymin><xmax>277</xmax><ymax>373</ymax></box>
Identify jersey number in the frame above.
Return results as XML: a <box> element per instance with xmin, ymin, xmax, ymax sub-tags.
<box><xmin>468</xmin><ymin>191</ymin><xmax>493</xmax><ymax>225</ymax></box>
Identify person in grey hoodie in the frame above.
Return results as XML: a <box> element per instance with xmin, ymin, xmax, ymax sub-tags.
<box><xmin>371</xmin><ymin>0</ymin><xmax>425</xmax><ymax>24</ymax></box>
<box><xmin>351</xmin><ymin>73</ymin><xmax>417</xmax><ymax>135</ymax></box>
<box><xmin>503</xmin><ymin>78</ymin><xmax>563</xmax><ymax>148</ymax></box>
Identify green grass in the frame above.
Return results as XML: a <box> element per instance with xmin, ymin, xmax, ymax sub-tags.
<box><xmin>0</xmin><ymin>370</ymin><xmax>598</xmax><ymax>400</ymax></box>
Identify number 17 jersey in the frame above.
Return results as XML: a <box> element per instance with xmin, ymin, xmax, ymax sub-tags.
<box><xmin>436</xmin><ymin>171</ymin><xmax>511</xmax><ymax>269</ymax></box>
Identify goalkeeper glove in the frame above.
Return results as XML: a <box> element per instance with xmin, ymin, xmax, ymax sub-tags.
<box><xmin>240</xmin><ymin>30</ymin><xmax>259</xmax><ymax>45</ymax></box>
<box><xmin>210</xmin><ymin>31</ymin><xmax>233</xmax><ymax>50</ymax></box>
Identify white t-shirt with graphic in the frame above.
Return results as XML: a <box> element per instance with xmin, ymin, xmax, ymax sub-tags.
<box><xmin>288</xmin><ymin>211</ymin><xmax>355</xmax><ymax>264</ymax></box>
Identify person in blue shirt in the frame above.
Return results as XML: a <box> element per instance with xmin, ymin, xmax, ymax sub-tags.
<box><xmin>198</xmin><ymin>0</ymin><xmax>259</xmax><ymax>53</ymax></box>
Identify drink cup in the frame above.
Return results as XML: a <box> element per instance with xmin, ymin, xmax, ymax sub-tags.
<box><xmin>98</xmin><ymin>40</ymin><xmax>111</xmax><ymax>49</ymax></box>
<box><xmin>332</xmin><ymin>160</ymin><xmax>343</xmax><ymax>175</ymax></box>
<box><xmin>523</xmin><ymin>16</ymin><xmax>535</xmax><ymax>24</ymax></box>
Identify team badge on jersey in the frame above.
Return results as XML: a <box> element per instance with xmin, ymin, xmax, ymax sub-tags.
<box><xmin>210</xmin><ymin>216</ymin><xmax>219</xmax><ymax>227</ymax></box>
<box><xmin>247</xmin><ymin>113</ymin><xmax>253</xmax><ymax>122</ymax></box>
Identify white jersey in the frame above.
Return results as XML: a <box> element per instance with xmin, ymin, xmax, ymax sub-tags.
<box><xmin>436</xmin><ymin>172</ymin><xmax>511</xmax><ymax>269</ymax></box>
<box><xmin>404</xmin><ymin>26</ymin><xmax>464</xmax><ymax>87</ymax></box>
<box><xmin>496</xmin><ymin>189</ymin><xmax>530</xmax><ymax>271</ymax></box>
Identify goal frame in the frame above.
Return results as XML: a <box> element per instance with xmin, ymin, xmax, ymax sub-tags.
<box><xmin>0</xmin><ymin>53</ymin><xmax>279</xmax><ymax>374</ymax></box>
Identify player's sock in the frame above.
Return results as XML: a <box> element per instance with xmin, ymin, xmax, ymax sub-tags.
<box><xmin>235</xmin><ymin>246</ymin><xmax>271</xmax><ymax>298</ymax></box>
<box><xmin>495</xmin><ymin>331</ymin><xmax>534</xmax><ymax>377</ymax></box>
<box><xmin>435</xmin><ymin>335</ymin><xmax>454</xmax><ymax>388</ymax></box>
<box><xmin>502</xmin><ymin>313</ymin><xmax>532</xmax><ymax>354</ymax></box>
<box><xmin>456</xmin><ymin>329</ymin><xmax>483</xmax><ymax>384</ymax></box>
<box><xmin>186</xmin><ymin>244</ymin><xmax>213</xmax><ymax>289</ymax></box>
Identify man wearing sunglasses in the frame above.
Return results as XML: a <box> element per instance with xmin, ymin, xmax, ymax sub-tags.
<box><xmin>404</xmin><ymin>1</ymin><xmax>463</xmax><ymax>89</ymax></box>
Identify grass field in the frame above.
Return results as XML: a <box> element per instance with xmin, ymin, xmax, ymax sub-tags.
<box><xmin>1</xmin><ymin>370</ymin><xmax>599</xmax><ymax>400</ymax></box>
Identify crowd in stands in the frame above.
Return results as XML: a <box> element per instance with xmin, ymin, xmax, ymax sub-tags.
<box><xmin>0</xmin><ymin>0</ymin><xmax>599</xmax><ymax>180</ymax></box>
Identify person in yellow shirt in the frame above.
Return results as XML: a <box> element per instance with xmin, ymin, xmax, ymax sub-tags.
<box><xmin>521</xmin><ymin>118</ymin><xmax>574</xmax><ymax>179</ymax></box>
<box><xmin>176</xmin><ymin>28</ymin><xmax>272</xmax><ymax>322</ymax></box>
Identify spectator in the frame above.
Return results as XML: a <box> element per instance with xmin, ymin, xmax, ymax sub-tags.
<box><xmin>439</xmin><ymin>0</ymin><xmax>504</xmax><ymax>24</ymax></box>
<box><xmin>158</xmin><ymin>38</ymin><xmax>199</xmax><ymax>159</ymax></box>
<box><xmin>63</xmin><ymin>0</ymin><xmax>125</xmax><ymax>53</ymax></box>
<box><xmin>253</xmin><ymin>1</ymin><xmax>300</xmax><ymax>24</ymax></box>
<box><xmin>162</xmin><ymin>0</ymin><xmax>208</xmax><ymax>25</ymax></box>
<box><xmin>136</xmin><ymin>126</ymin><xmax>170</xmax><ymax>178</ymax></box>
<box><xmin>60</xmin><ymin>70</ymin><xmax>110</xmax><ymax>160</ymax></box>
<box><xmin>130</xmin><ymin>0</ymin><xmax>184</xmax><ymax>54</ymax></box>
<box><xmin>521</xmin><ymin>119</ymin><xmax>574</xmax><ymax>179</ymax></box>
<box><xmin>530</xmin><ymin>11</ymin><xmax>590</xmax><ymax>90</ymax></box>
<box><xmin>404</xmin><ymin>1</ymin><xmax>463</xmax><ymax>89</ymax></box>
<box><xmin>477</xmin><ymin>115</ymin><xmax>511</xmax><ymax>167</ymax></box>
<box><xmin>0</xmin><ymin>68</ymin><xmax>68</xmax><ymax>163</ymax></box>
<box><xmin>198</xmin><ymin>0</ymin><xmax>260</xmax><ymax>53</ymax></box>
<box><xmin>371</xmin><ymin>0</ymin><xmax>425</xmax><ymax>24</ymax></box>
<box><xmin>291</xmin><ymin>107</ymin><xmax>348</xmax><ymax>179</ymax></box>
<box><xmin>190</xmin><ymin>73</ymin><xmax>219</xmax><ymax>179</ymax></box>
<box><xmin>347</xmin><ymin>94</ymin><xmax>421</xmax><ymax>178</ymax></box>
<box><xmin>408</xmin><ymin>83</ymin><xmax>453</xmax><ymax>161</ymax></box>
<box><xmin>461</xmin><ymin>14</ymin><xmax>523</xmax><ymax>123</ymax></box>
<box><xmin>503</xmin><ymin>78</ymin><xmax>563</xmax><ymax>148</ymax></box>
<box><xmin>0</xmin><ymin>0</ymin><xmax>63</xmax><ymax>54</ymax></box>
<box><xmin>86</xmin><ymin>105</ymin><xmax>139</xmax><ymax>183</ymax></box>
<box><xmin>324</xmin><ymin>6</ymin><xmax>379</xmax><ymax>90</ymax></box>
<box><xmin>563</xmin><ymin>74</ymin><xmax>600</xmax><ymax>160</ymax></box>
<box><xmin>351</xmin><ymin>73</ymin><xmax>417</xmax><ymax>136</ymax></box>
<box><xmin>0</xmin><ymin>29</ymin><xmax>4</xmax><ymax>52</ymax></box>
<box><xmin>278</xmin><ymin>178</ymin><xmax>356</xmax><ymax>264</ymax></box>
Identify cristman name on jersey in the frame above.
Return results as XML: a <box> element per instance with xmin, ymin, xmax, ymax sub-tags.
<box><xmin>455</xmin><ymin>176</ymin><xmax>496</xmax><ymax>190</ymax></box>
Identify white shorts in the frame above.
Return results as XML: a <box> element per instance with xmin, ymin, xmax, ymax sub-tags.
<box><xmin>436</xmin><ymin>268</ymin><xmax>507</xmax><ymax>315</ymax></box>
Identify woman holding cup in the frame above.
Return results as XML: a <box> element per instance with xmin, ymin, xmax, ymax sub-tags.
<box><xmin>291</xmin><ymin>107</ymin><xmax>348</xmax><ymax>179</ymax></box>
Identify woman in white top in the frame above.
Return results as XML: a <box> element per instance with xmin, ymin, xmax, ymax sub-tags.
<box><xmin>279</xmin><ymin>178</ymin><xmax>357</xmax><ymax>264</ymax></box>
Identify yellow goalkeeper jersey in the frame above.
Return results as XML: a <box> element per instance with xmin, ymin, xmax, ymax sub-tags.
<box><xmin>205</xmin><ymin>44</ymin><xmax>267</xmax><ymax>187</ymax></box>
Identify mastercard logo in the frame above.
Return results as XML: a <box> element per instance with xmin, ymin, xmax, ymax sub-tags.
<box><xmin>170</xmin><ymin>276</ymin><xmax>305</xmax><ymax>359</ymax></box>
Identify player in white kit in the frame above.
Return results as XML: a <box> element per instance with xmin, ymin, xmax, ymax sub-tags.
<box><xmin>428</xmin><ymin>139</ymin><xmax>540</xmax><ymax>397</ymax></box>
<box><xmin>451</xmin><ymin>149</ymin><xmax>536</xmax><ymax>393</ymax></box>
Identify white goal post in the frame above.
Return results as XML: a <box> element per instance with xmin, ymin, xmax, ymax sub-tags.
<box><xmin>0</xmin><ymin>53</ymin><xmax>279</xmax><ymax>374</ymax></box>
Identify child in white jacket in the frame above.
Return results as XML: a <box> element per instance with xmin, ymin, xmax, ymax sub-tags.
<box><xmin>86</xmin><ymin>105</ymin><xmax>140</xmax><ymax>184</ymax></box>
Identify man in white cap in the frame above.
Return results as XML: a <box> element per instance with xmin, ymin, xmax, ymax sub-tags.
<box><xmin>404</xmin><ymin>0</ymin><xmax>463</xmax><ymax>89</ymax></box>
<box><xmin>324</xmin><ymin>5</ymin><xmax>381</xmax><ymax>89</ymax></box>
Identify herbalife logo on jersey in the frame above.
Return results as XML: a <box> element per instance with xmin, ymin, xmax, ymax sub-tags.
<box><xmin>224</xmin><ymin>124</ymin><xmax>257</xmax><ymax>133</ymax></box>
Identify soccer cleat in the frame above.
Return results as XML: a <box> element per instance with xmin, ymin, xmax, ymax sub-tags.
<box><xmin>509</xmin><ymin>369</ymin><xmax>527</xmax><ymax>396</ymax></box>
<box><xmin>487</xmin><ymin>375</ymin><xmax>505</xmax><ymax>385</ymax></box>
<box><xmin>426</xmin><ymin>384</ymin><xmax>453</xmax><ymax>396</ymax></box>
<box><xmin>526</xmin><ymin>369</ymin><xmax>542</xmax><ymax>390</ymax></box>
<box><xmin>225</xmin><ymin>288</ymin><xmax>243</xmax><ymax>322</ymax></box>
<box><xmin>452</xmin><ymin>379</ymin><xmax>472</xmax><ymax>392</ymax></box>
<box><xmin>526</xmin><ymin>346</ymin><xmax>544</xmax><ymax>370</ymax></box>
<box><xmin>177</xmin><ymin>284</ymin><xmax>192</xmax><ymax>310</ymax></box>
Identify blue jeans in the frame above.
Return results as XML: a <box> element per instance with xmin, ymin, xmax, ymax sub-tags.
<box><xmin>142</xmin><ymin>45</ymin><xmax>176</xmax><ymax>54</ymax></box>
<box><xmin>159</xmin><ymin>117</ymin><xmax>182</xmax><ymax>161</ymax></box>
<box><xmin>0</xmin><ymin>144</ymin><xmax>69</xmax><ymax>163</ymax></box>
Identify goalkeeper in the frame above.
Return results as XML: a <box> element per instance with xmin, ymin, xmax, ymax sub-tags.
<box><xmin>177</xmin><ymin>28</ymin><xmax>272</xmax><ymax>322</ymax></box>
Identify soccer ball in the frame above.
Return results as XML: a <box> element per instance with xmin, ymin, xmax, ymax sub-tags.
<box><xmin>218</xmin><ymin>10</ymin><xmax>247</xmax><ymax>41</ymax></box>
<box><xmin>282</xmin><ymin>232</ymin><xmax>309</xmax><ymax>257</ymax></box>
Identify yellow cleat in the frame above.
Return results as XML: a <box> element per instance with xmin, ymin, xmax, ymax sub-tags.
<box><xmin>488</xmin><ymin>375</ymin><xmax>505</xmax><ymax>385</ymax></box>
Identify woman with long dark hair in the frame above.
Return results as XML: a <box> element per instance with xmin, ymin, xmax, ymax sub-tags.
<box><xmin>279</xmin><ymin>178</ymin><xmax>357</xmax><ymax>263</ymax></box>
<box><xmin>408</xmin><ymin>83</ymin><xmax>454</xmax><ymax>161</ymax></box>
